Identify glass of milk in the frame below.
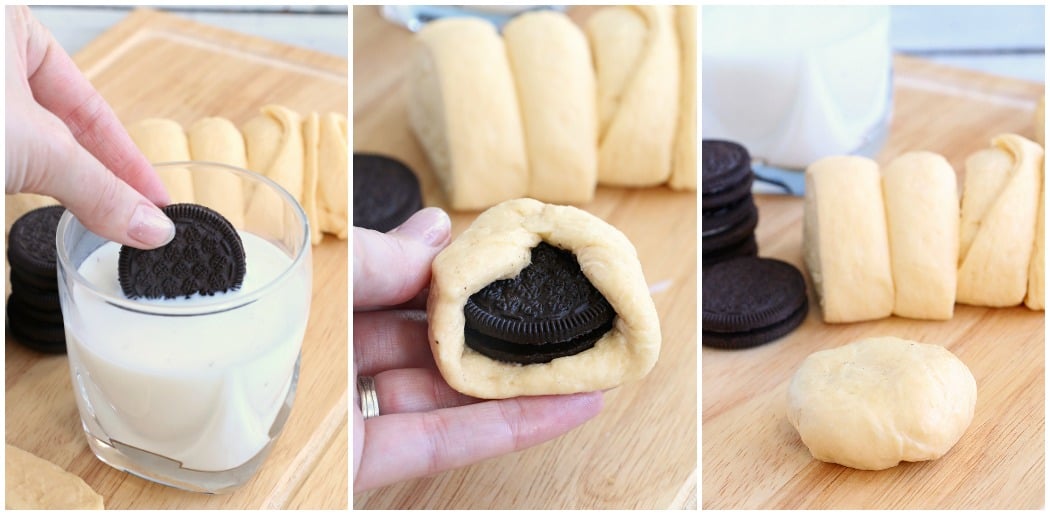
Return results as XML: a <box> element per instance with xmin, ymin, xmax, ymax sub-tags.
<box><xmin>702</xmin><ymin>6</ymin><xmax>893</xmax><ymax>171</ymax></box>
<box><xmin>56</xmin><ymin>162</ymin><xmax>312</xmax><ymax>493</ymax></box>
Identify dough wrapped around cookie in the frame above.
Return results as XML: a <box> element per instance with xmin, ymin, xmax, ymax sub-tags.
<box><xmin>669</xmin><ymin>5</ymin><xmax>697</xmax><ymax>191</ymax></box>
<box><xmin>788</xmin><ymin>337</ymin><xmax>976</xmax><ymax>471</ymax></box>
<box><xmin>427</xmin><ymin>198</ymin><xmax>661</xmax><ymax>399</ymax></box>
<box><xmin>882</xmin><ymin>151</ymin><xmax>958</xmax><ymax>320</ymax></box>
<box><xmin>504</xmin><ymin>11</ymin><xmax>597</xmax><ymax>204</ymax></box>
<box><xmin>407</xmin><ymin>18</ymin><xmax>527</xmax><ymax>210</ymax></box>
<box><xmin>186</xmin><ymin>117</ymin><xmax>247</xmax><ymax>228</ymax></box>
<box><xmin>587</xmin><ymin>5</ymin><xmax>679</xmax><ymax>187</ymax></box>
<box><xmin>803</xmin><ymin>156</ymin><xmax>894</xmax><ymax>323</ymax></box>
<box><xmin>957</xmin><ymin>134</ymin><xmax>1042</xmax><ymax>307</ymax></box>
<box><xmin>127</xmin><ymin>118</ymin><xmax>195</xmax><ymax>202</ymax></box>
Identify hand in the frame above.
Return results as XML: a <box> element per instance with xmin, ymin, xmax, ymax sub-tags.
<box><xmin>353</xmin><ymin>208</ymin><xmax>604</xmax><ymax>492</ymax></box>
<box><xmin>6</xmin><ymin>6</ymin><xmax>173</xmax><ymax>249</ymax></box>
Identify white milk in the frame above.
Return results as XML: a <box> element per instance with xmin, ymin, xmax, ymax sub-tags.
<box><xmin>702</xmin><ymin>6</ymin><xmax>892</xmax><ymax>169</ymax></box>
<box><xmin>66</xmin><ymin>233</ymin><xmax>310</xmax><ymax>472</ymax></box>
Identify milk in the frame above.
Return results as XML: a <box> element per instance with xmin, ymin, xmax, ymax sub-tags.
<box><xmin>702</xmin><ymin>6</ymin><xmax>892</xmax><ymax>169</ymax></box>
<box><xmin>65</xmin><ymin>233</ymin><xmax>310</xmax><ymax>472</ymax></box>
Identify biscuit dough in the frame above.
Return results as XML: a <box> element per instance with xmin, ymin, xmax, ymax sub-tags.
<box><xmin>427</xmin><ymin>198</ymin><xmax>661</xmax><ymax>399</ymax></box>
<box><xmin>407</xmin><ymin>18</ymin><xmax>527</xmax><ymax>210</ymax></box>
<box><xmin>587</xmin><ymin>5</ymin><xmax>679</xmax><ymax>187</ymax></box>
<box><xmin>186</xmin><ymin>117</ymin><xmax>247</xmax><ymax>228</ymax></box>
<box><xmin>882</xmin><ymin>151</ymin><xmax>958</xmax><ymax>320</ymax></box>
<box><xmin>803</xmin><ymin>156</ymin><xmax>894</xmax><ymax>323</ymax></box>
<box><xmin>302</xmin><ymin>112</ymin><xmax>324</xmax><ymax>244</ymax></box>
<box><xmin>317</xmin><ymin>112</ymin><xmax>348</xmax><ymax>239</ymax></box>
<box><xmin>669</xmin><ymin>5</ymin><xmax>697</xmax><ymax>191</ymax></box>
<box><xmin>787</xmin><ymin>337</ymin><xmax>977</xmax><ymax>471</ymax></box>
<box><xmin>126</xmin><ymin>118</ymin><xmax>195</xmax><ymax>202</ymax></box>
<box><xmin>504</xmin><ymin>11</ymin><xmax>597</xmax><ymax>204</ymax></box>
<box><xmin>242</xmin><ymin>105</ymin><xmax>304</xmax><ymax>234</ymax></box>
<box><xmin>957</xmin><ymin>134</ymin><xmax>1042</xmax><ymax>307</ymax></box>
<box><xmin>6</xmin><ymin>444</ymin><xmax>104</xmax><ymax>509</ymax></box>
<box><xmin>1026</xmin><ymin>157</ymin><xmax>1045</xmax><ymax>310</ymax></box>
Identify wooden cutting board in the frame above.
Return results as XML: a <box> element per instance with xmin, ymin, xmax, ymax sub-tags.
<box><xmin>352</xmin><ymin>5</ymin><xmax>697</xmax><ymax>510</ymax></box>
<box><xmin>4</xmin><ymin>9</ymin><xmax>348</xmax><ymax>509</ymax></box>
<box><xmin>703</xmin><ymin>55</ymin><xmax>1045</xmax><ymax>509</ymax></box>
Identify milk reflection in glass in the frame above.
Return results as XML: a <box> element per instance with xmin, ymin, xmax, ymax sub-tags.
<box><xmin>702</xmin><ymin>6</ymin><xmax>892</xmax><ymax>169</ymax></box>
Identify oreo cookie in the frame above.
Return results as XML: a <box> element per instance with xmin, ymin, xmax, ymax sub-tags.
<box><xmin>702</xmin><ymin>257</ymin><xmax>808</xmax><ymax>349</ymax></box>
<box><xmin>7</xmin><ymin>205</ymin><xmax>65</xmax><ymax>279</ymax></box>
<box><xmin>118</xmin><ymin>203</ymin><xmax>245</xmax><ymax>300</ymax></box>
<box><xmin>353</xmin><ymin>153</ymin><xmax>423</xmax><ymax>233</ymax></box>
<box><xmin>7</xmin><ymin>294</ymin><xmax>63</xmax><ymax>326</ymax></box>
<box><xmin>7</xmin><ymin>300</ymin><xmax>65</xmax><ymax>353</ymax></box>
<box><xmin>701</xmin><ymin>202</ymin><xmax>759</xmax><ymax>253</ymax></box>
<box><xmin>703</xmin><ymin>140</ymin><xmax>752</xmax><ymax>196</ymax></box>
<box><xmin>703</xmin><ymin>234</ymin><xmax>758</xmax><ymax>267</ymax></box>
<box><xmin>464</xmin><ymin>242</ymin><xmax>615</xmax><ymax>365</ymax></box>
<box><xmin>703</xmin><ymin>139</ymin><xmax>761</xmax><ymax>260</ymax></box>
<box><xmin>9</xmin><ymin>268</ymin><xmax>58</xmax><ymax>292</ymax></box>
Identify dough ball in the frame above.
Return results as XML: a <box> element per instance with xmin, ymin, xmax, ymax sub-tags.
<box><xmin>787</xmin><ymin>336</ymin><xmax>976</xmax><ymax>470</ymax></box>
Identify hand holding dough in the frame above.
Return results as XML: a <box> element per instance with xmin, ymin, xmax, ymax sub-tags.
<box><xmin>788</xmin><ymin>337</ymin><xmax>976</xmax><ymax>471</ymax></box>
<box><xmin>126</xmin><ymin>118</ymin><xmax>194</xmax><ymax>202</ymax></box>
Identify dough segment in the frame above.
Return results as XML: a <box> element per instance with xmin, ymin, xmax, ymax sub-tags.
<box><xmin>669</xmin><ymin>5</ymin><xmax>697</xmax><ymax>191</ymax></box>
<box><xmin>302</xmin><ymin>112</ymin><xmax>324</xmax><ymax>244</ymax></box>
<box><xmin>803</xmin><ymin>156</ymin><xmax>894</xmax><ymax>323</ymax></box>
<box><xmin>186</xmin><ymin>117</ymin><xmax>247</xmax><ymax>228</ymax></box>
<box><xmin>787</xmin><ymin>337</ymin><xmax>976</xmax><ymax>471</ymax></box>
<box><xmin>427</xmin><ymin>198</ymin><xmax>661</xmax><ymax>399</ymax></box>
<box><xmin>6</xmin><ymin>444</ymin><xmax>104</xmax><ymax>509</ymax></box>
<box><xmin>317</xmin><ymin>112</ymin><xmax>348</xmax><ymax>239</ymax></box>
<box><xmin>242</xmin><ymin>105</ymin><xmax>304</xmax><ymax>234</ymax></box>
<box><xmin>587</xmin><ymin>5</ymin><xmax>679</xmax><ymax>187</ymax></box>
<box><xmin>504</xmin><ymin>11</ymin><xmax>597</xmax><ymax>204</ymax></box>
<box><xmin>1026</xmin><ymin>152</ymin><xmax>1045</xmax><ymax>310</ymax></box>
<box><xmin>407</xmin><ymin>17</ymin><xmax>527</xmax><ymax>210</ymax></box>
<box><xmin>882</xmin><ymin>151</ymin><xmax>958</xmax><ymax>320</ymax></box>
<box><xmin>126</xmin><ymin>118</ymin><xmax>195</xmax><ymax>202</ymax></box>
<box><xmin>957</xmin><ymin>134</ymin><xmax>1042</xmax><ymax>307</ymax></box>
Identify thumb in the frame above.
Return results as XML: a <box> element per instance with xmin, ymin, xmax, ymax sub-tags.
<box><xmin>20</xmin><ymin>108</ymin><xmax>175</xmax><ymax>250</ymax></box>
<box><xmin>353</xmin><ymin>207</ymin><xmax>451</xmax><ymax>309</ymax></box>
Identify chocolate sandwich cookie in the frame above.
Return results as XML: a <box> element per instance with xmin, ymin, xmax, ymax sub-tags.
<box><xmin>7</xmin><ymin>293</ymin><xmax>64</xmax><ymax>326</ymax></box>
<box><xmin>702</xmin><ymin>140</ymin><xmax>755</xmax><ymax>211</ymax></box>
<box><xmin>353</xmin><ymin>153</ymin><xmax>424</xmax><ymax>233</ymax></box>
<box><xmin>7</xmin><ymin>300</ymin><xmax>65</xmax><ymax>353</ymax></box>
<box><xmin>702</xmin><ymin>198</ymin><xmax>758</xmax><ymax>239</ymax></box>
<box><xmin>7</xmin><ymin>205</ymin><xmax>65</xmax><ymax>279</ymax></box>
<box><xmin>463</xmin><ymin>242</ymin><xmax>616</xmax><ymax>365</ymax></box>
<box><xmin>702</xmin><ymin>256</ymin><xmax>808</xmax><ymax>349</ymax></box>
<box><xmin>119</xmin><ymin>203</ymin><xmax>245</xmax><ymax>300</ymax></box>
<box><xmin>8</xmin><ymin>278</ymin><xmax>61</xmax><ymax>312</ymax></box>
<box><xmin>9</xmin><ymin>268</ymin><xmax>58</xmax><ymax>292</ymax></box>
<box><xmin>701</xmin><ymin>202</ymin><xmax>759</xmax><ymax>254</ymax></box>
<box><xmin>703</xmin><ymin>233</ymin><xmax>758</xmax><ymax>267</ymax></box>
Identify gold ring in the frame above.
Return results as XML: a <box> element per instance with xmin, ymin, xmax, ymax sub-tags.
<box><xmin>357</xmin><ymin>375</ymin><xmax>380</xmax><ymax>419</ymax></box>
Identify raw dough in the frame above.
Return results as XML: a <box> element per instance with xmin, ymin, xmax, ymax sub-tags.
<box><xmin>302</xmin><ymin>112</ymin><xmax>324</xmax><ymax>244</ymax></box>
<box><xmin>427</xmin><ymin>198</ymin><xmax>661</xmax><ymax>399</ymax></box>
<box><xmin>126</xmin><ymin>118</ymin><xmax>195</xmax><ymax>202</ymax></box>
<box><xmin>1036</xmin><ymin>95</ymin><xmax>1044</xmax><ymax>147</ymax></box>
<box><xmin>802</xmin><ymin>156</ymin><xmax>894</xmax><ymax>323</ymax></box>
<box><xmin>1026</xmin><ymin>154</ymin><xmax>1045</xmax><ymax>310</ymax></box>
<box><xmin>787</xmin><ymin>337</ymin><xmax>977</xmax><ymax>471</ymax></box>
<box><xmin>957</xmin><ymin>134</ymin><xmax>1042</xmax><ymax>307</ymax></box>
<box><xmin>407</xmin><ymin>17</ymin><xmax>527</xmax><ymax>210</ymax></box>
<box><xmin>6</xmin><ymin>444</ymin><xmax>104</xmax><ymax>509</ymax></box>
<box><xmin>186</xmin><ymin>117</ymin><xmax>247</xmax><ymax>228</ymax></box>
<box><xmin>669</xmin><ymin>5</ymin><xmax>697</xmax><ymax>191</ymax></box>
<box><xmin>882</xmin><ymin>151</ymin><xmax>958</xmax><ymax>320</ymax></box>
<box><xmin>242</xmin><ymin>105</ymin><xmax>304</xmax><ymax>234</ymax></box>
<box><xmin>504</xmin><ymin>11</ymin><xmax>597</xmax><ymax>204</ymax></box>
<box><xmin>587</xmin><ymin>6</ymin><xmax>679</xmax><ymax>187</ymax></box>
<box><xmin>317</xmin><ymin>112</ymin><xmax>348</xmax><ymax>239</ymax></box>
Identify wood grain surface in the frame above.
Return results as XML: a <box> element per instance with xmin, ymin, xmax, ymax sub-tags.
<box><xmin>4</xmin><ymin>9</ymin><xmax>348</xmax><ymax>509</ymax></box>
<box><xmin>703</xmin><ymin>55</ymin><xmax>1045</xmax><ymax>509</ymax></box>
<box><xmin>352</xmin><ymin>5</ymin><xmax>697</xmax><ymax>509</ymax></box>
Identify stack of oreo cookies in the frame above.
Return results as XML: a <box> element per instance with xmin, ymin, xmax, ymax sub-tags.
<box><xmin>703</xmin><ymin>140</ymin><xmax>759</xmax><ymax>265</ymax></box>
<box><xmin>6</xmin><ymin>205</ymin><xmax>67</xmax><ymax>353</ymax></box>
<box><xmin>703</xmin><ymin>256</ymin><xmax>808</xmax><ymax>349</ymax></box>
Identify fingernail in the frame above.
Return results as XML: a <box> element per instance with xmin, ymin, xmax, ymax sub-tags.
<box><xmin>391</xmin><ymin>207</ymin><xmax>451</xmax><ymax>247</ymax></box>
<box><xmin>128</xmin><ymin>204</ymin><xmax>175</xmax><ymax>248</ymax></box>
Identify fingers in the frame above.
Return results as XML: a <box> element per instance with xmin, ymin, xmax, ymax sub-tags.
<box><xmin>355</xmin><ymin>391</ymin><xmax>603</xmax><ymax>492</ymax></box>
<box><xmin>353</xmin><ymin>310</ymin><xmax>436</xmax><ymax>376</ymax></box>
<box><xmin>374</xmin><ymin>368</ymin><xmax>482</xmax><ymax>414</ymax></box>
<box><xmin>353</xmin><ymin>208</ymin><xmax>451</xmax><ymax>309</ymax></box>
<box><xmin>21</xmin><ymin>10</ymin><xmax>168</xmax><ymax>206</ymax></box>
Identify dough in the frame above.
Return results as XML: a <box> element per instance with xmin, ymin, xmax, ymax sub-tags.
<box><xmin>1026</xmin><ymin>156</ymin><xmax>1045</xmax><ymax>310</ymax></box>
<box><xmin>1036</xmin><ymin>95</ymin><xmax>1044</xmax><ymax>147</ymax></box>
<box><xmin>803</xmin><ymin>156</ymin><xmax>894</xmax><ymax>323</ymax></box>
<box><xmin>587</xmin><ymin>6</ymin><xmax>679</xmax><ymax>187</ymax></box>
<box><xmin>427</xmin><ymin>198</ymin><xmax>661</xmax><ymax>399</ymax></box>
<box><xmin>186</xmin><ymin>117</ymin><xmax>247</xmax><ymax>228</ymax></box>
<box><xmin>126</xmin><ymin>118</ymin><xmax>195</xmax><ymax>202</ymax></box>
<box><xmin>302</xmin><ymin>112</ymin><xmax>324</xmax><ymax>244</ymax></box>
<box><xmin>788</xmin><ymin>337</ymin><xmax>976</xmax><ymax>470</ymax></box>
<box><xmin>668</xmin><ymin>5</ymin><xmax>697</xmax><ymax>191</ymax></box>
<box><xmin>407</xmin><ymin>17</ymin><xmax>527</xmax><ymax>210</ymax></box>
<box><xmin>957</xmin><ymin>134</ymin><xmax>1042</xmax><ymax>307</ymax></box>
<box><xmin>242</xmin><ymin>105</ymin><xmax>304</xmax><ymax>234</ymax></box>
<box><xmin>504</xmin><ymin>11</ymin><xmax>597</xmax><ymax>204</ymax></box>
<box><xmin>317</xmin><ymin>112</ymin><xmax>348</xmax><ymax>239</ymax></box>
<box><xmin>882</xmin><ymin>151</ymin><xmax>958</xmax><ymax>320</ymax></box>
<box><xmin>6</xmin><ymin>444</ymin><xmax>104</xmax><ymax>509</ymax></box>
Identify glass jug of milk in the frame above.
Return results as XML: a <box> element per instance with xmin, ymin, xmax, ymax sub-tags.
<box><xmin>703</xmin><ymin>6</ymin><xmax>892</xmax><ymax>171</ymax></box>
